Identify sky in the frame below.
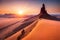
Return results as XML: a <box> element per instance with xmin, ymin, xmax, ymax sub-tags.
<box><xmin>0</xmin><ymin>0</ymin><xmax>60</xmax><ymax>15</ymax></box>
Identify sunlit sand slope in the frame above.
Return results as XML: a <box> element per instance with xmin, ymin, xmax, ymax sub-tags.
<box><xmin>22</xmin><ymin>19</ymin><xmax>60</xmax><ymax>40</ymax></box>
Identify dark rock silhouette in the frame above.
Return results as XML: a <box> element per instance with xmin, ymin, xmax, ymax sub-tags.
<box><xmin>17</xmin><ymin>29</ymin><xmax>25</xmax><ymax>40</ymax></box>
<box><xmin>38</xmin><ymin>3</ymin><xmax>60</xmax><ymax>21</ymax></box>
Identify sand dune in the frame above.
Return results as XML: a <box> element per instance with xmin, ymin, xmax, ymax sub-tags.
<box><xmin>22</xmin><ymin>19</ymin><xmax>60</xmax><ymax>40</ymax></box>
<box><xmin>5</xmin><ymin>18</ymin><xmax>38</xmax><ymax>40</ymax></box>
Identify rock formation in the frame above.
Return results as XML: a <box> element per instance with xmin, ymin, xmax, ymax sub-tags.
<box><xmin>38</xmin><ymin>4</ymin><xmax>60</xmax><ymax>21</ymax></box>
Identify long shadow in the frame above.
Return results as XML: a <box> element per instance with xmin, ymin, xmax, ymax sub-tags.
<box><xmin>1</xmin><ymin>17</ymin><xmax>36</xmax><ymax>40</ymax></box>
<box><xmin>0</xmin><ymin>20</ymin><xmax>21</xmax><ymax>32</ymax></box>
<box><xmin>45</xmin><ymin>18</ymin><xmax>60</xmax><ymax>21</ymax></box>
<box><xmin>40</xmin><ymin>17</ymin><xmax>60</xmax><ymax>21</ymax></box>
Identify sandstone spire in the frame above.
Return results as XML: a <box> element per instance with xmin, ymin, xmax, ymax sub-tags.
<box><xmin>38</xmin><ymin>3</ymin><xmax>59</xmax><ymax>21</ymax></box>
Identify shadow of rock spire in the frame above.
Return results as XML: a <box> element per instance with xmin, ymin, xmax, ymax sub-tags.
<box><xmin>38</xmin><ymin>3</ymin><xmax>60</xmax><ymax>21</ymax></box>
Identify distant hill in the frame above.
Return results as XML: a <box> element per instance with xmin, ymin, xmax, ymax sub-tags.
<box><xmin>0</xmin><ymin>14</ymin><xmax>17</xmax><ymax>18</ymax></box>
<box><xmin>51</xmin><ymin>14</ymin><xmax>60</xmax><ymax>18</ymax></box>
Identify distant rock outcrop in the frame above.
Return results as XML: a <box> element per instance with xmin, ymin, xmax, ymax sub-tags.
<box><xmin>38</xmin><ymin>4</ymin><xmax>60</xmax><ymax>21</ymax></box>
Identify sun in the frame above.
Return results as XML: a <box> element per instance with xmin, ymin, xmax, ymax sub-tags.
<box><xmin>18</xmin><ymin>10</ymin><xmax>24</xmax><ymax>15</ymax></box>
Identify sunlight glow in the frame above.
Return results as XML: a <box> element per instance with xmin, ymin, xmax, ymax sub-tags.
<box><xmin>18</xmin><ymin>10</ymin><xmax>24</xmax><ymax>15</ymax></box>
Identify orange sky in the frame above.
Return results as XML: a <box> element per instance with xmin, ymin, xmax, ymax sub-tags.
<box><xmin>0</xmin><ymin>0</ymin><xmax>60</xmax><ymax>15</ymax></box>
